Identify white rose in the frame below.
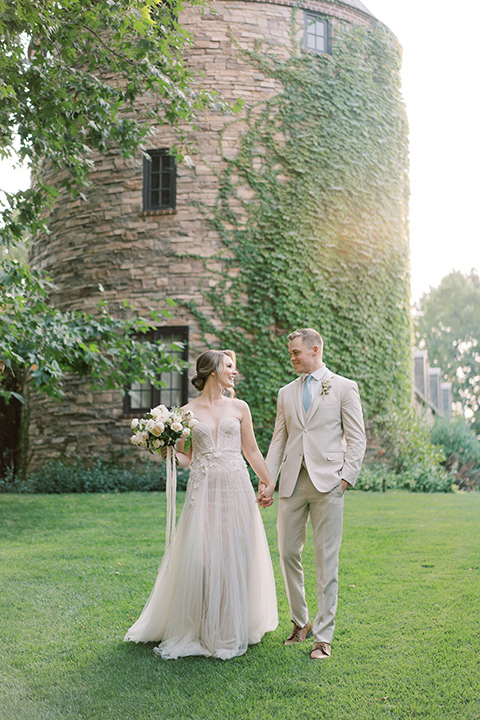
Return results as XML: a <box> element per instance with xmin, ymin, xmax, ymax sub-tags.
<box><xmin>171</xmin><ymin>421</ymin><xmax>183</xmax><ymax>433</ymax></box>
<box><xmin>151</xmin><ymin>421</ymin><xmax>165</xmax><ymax>437</ymax></box>
<box><xmin>188</xmin><ymin>418</ymin><xmax>199</xmax><ymax>428</ymax></box>
<box><xmin>138</xmin><ymin>431</ymin><xmax>149</xmax><ymax>447</ymax></box>
<box><xmin>151</xmin><ymin>405</ymin><xmax>170</xmax><ymax>422</ymax></box>
<box><xmin>131</xmin><ymin>418</ymin><xmax>139</xmax><ymax>430</ymax></box>
<box><xmin>182</xmin><ymin>427</ymin><xmax>191</xmax><ymax>438</ymax></box>
<box><xmin>152</xmin><ymin>439</ymin><xmax>161</xmax><ymax>449</ymax></box>
<box><xmin>130</xmin><ymin>435</ymin><xmax>139</xmax><ymax>445</ymax></box>
<box><xmin>145</xmin><ymin>419</ymin><xmax>155</xmax><ymax>433</ymax></box>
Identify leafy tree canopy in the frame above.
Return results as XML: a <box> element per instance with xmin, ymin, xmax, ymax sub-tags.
<box><xmin>414</xmin><ymin>269</ymin><xmax>480</xmax><ymax>431</ymax></box>
<box><xmin>0</xmin><ymin>0</ymin><xmax>219</xmax><ymax>403</ymax></box>
<box><xmin>0</xmin><ymin>0</ymin><xmax>225</xmax><ymax>477</ymax></box>
<box><xmin>1</xmin><ymin>260</ymin><xmax>182</xmax><ymax>403</ymax></box>
<box><xmin>0</xmin><ymin>0</ymin><xmax>215</xmax><ymax>244</ymax></box>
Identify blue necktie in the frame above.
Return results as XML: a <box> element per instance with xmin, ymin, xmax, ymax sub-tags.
<box><xmin>303</xmin><ymin>374</ymin><xmax>313</xmax><ymax>413</ymax></box>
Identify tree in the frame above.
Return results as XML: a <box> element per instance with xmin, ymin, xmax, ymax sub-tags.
<box><xmin>1</xmin><ymin>0</ymin><xmax>215</xmax><ymax>244</ymax></box>
<box><xmin>414</xmin><ymin>270</ymin><xmax>480</xmax><ymax>432</ymax></box>
<box><xmin>1</xmin><ymin>261</ymin><xmax>182</xmax><ymax>403</ymax></box>
<box><xmin>0</xmin><ymin>261</ymin><xmax>183</xmax><ymax>476</ymax></box>
<box><xmin>0</xmin><ymin>0</ymin><xmax>221</xmax><ymax>475</ymax></box>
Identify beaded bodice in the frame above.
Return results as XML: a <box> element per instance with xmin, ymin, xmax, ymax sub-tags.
<box><xmin>191</xmin><ymin>418</ymin><xmax>242</xmax><ymax>459</ymax></box>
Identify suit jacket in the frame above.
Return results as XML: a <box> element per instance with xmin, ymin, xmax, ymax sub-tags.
<box><xmin>266</xmin><ymin>369</ymin><xmax>366</xmax><ymax>497</ymax></box>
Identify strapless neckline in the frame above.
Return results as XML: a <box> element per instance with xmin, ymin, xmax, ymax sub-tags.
<box><xmin>196</xmin><ymin>417</ymin><xmax>240</xmax><ymax>447</ymax></box>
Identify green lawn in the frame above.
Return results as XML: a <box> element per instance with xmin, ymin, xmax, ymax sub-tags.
<box><xmin>1</xmin><ymin>491</ymin><xmax>479</xmax><ymax>720</ymax></box>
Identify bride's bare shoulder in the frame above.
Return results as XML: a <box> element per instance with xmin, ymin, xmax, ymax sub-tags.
<box><xmin>228</xmin><ymin>397</ymin><xmax>250</xmax><ymax>416</ymax></box>
<box><xmin>230</xmin><ymin>397</ymin><xmax>248</xmax><ymax>408</ymax></box>
<box><xmin>182</xmin><ymin>400</ymin><xmax>199</xmax><ymax>413</ymax></box>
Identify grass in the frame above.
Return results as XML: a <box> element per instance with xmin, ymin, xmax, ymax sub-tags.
<box><xmin>1</xmin><ymin>491</ymin><xmax>479</xmax><ymax>720</ymax></box>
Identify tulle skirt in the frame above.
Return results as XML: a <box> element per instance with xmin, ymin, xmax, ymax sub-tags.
<box><xmin>124</xmin><ymin>453</ymin><xmax>278</xmax><ymax>660</ymax></box>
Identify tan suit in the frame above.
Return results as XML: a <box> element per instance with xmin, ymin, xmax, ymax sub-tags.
<box><xmin>266</xmin><ymin>369</ymin><xmax>366</xmax><ymax>643</ymax></box>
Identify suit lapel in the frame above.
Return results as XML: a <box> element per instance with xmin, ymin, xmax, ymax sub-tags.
<box><xmin>306</xmin><ymin>370</ymin><xmax>334</xmax><ymax>422</ymax></box>
<box><xmin>292</xmin><ymin>377</ymin><xmax>305</xmax><ymax>427</ymax></box>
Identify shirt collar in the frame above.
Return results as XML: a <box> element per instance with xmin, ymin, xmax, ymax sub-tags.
<box><xmin>302</xmin><ymin>365</ymin><xmax>328</xmax><ymax>382</ymax></box>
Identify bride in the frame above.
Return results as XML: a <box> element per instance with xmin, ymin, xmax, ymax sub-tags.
<box><xmin>124</xmin><ymin>349</ymin><xmax>278</xmax><ymax>659</ymax></box>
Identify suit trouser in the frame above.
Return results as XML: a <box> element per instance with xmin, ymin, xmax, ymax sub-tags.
<box><xmin>277</xmin><ymin>466</ymin><xmax>344</xmax><ymax>644</ymax></box>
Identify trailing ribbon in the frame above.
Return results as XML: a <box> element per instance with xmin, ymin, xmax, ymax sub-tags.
<box><xmin>165</xmin><ymin>445</ymin><xmax>177</xmax><ymax>550</ymax></box>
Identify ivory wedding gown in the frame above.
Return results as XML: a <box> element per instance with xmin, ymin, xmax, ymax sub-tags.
<box><xmin>124</xmin><ymin>417</ymin><xmax>278</xmax><ymax>660</ymax></box>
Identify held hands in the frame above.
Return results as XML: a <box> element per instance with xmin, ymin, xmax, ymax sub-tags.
<box><xmin>256</xmin><ymin>481</ymin><xmax>275</xmax><ymax>508</ymax></box>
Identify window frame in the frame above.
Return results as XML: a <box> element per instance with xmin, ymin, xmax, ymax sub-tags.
<box><xmin>123</xmin><ymin>326</ymin><xmax>189</xmax><ymax>415</ymax></box>
<box><xmin>142</xmin><ymin>149</ymin><xmax>177</xmax><ymax>212</ymax></box>
<box><xmin>303</xmin><ymin>12</ymin><xmax>331</xmax><ymax>55</ymax></box>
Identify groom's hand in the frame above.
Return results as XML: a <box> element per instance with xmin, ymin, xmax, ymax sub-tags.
<box><xmin>258</xmin><ymin>497</ymin><xmax>274</xmax><ymax>508</ymax></box>
<box><xmin>256</xmin><ymin>482</ymin><xmax>275</xmax><ymax>508</ymax></box>
<box><xmin>341</xmin><ymin>479</ymin><xmax>350</xmax><ymax>494</ymax></box>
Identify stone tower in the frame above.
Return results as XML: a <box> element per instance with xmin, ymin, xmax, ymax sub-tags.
<box><xmin>28</xmin><ymin>0</ymin><xmax>409</xmax><ymax>468</ymax></box>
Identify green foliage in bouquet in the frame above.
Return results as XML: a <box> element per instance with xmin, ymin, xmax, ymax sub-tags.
<box><xmin>130</xmin><ymin>405</ymin><xmax>197</xmax><ymax>454</ymax></box>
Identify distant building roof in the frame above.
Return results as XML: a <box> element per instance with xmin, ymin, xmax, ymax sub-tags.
<box><xmin>336</xmin><ymin>0</ymin><xmax>375</xmax><ymax>18</ymax></box>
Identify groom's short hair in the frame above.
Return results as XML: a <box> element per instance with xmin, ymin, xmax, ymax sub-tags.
<box><xmin>288</xmin><ymin>328</ymin><xmax>323</xmax><ymax>353</ymax></box>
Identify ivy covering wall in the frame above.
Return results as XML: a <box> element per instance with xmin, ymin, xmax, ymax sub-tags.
<box><xmin>187</xmin><ymin>14</ymin><xmax>411</xmax><ymax>449</ymax></box>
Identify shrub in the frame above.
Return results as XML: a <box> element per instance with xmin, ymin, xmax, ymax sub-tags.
<box><xmin>430</xmin><ymin>419</ymin><xmax>480</xmax><ymax>491</ymax></box>
<box><xmin>355</xmin><ymin>463</ymin><xmax>399</xmax><ymax>492</ymax></box>
<box><xmin>372</xmin><ymin>408</ymin><xmax>453</xmax><ymax>493</ymax></box>
<box><xmin>0</xmin><ymin>456</ymin><xmax>190</xmax><ymax>494</ymax></box>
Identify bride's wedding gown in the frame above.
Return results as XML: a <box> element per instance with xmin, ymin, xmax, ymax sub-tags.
<box><xmin>124</xmin><ymin>417</ymin><xmax>278</xmax><ymax>660</ymax></box>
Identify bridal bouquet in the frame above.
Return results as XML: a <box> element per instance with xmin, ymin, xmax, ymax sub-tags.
<box><xmin>130</xmin><ymin>405</ymin><xmax>198</xmax><ymax>549</ymax></box>
<box><xmin>130</xmin><ymin>405</ymin><xmax>198</xmax><ymax>454</ymax></box>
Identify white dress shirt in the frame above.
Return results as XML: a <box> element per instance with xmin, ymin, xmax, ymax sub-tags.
<box><xmin>302</xmin><ymin>365</ymin><xmax>328</xmax><ymax>409</ymax></box>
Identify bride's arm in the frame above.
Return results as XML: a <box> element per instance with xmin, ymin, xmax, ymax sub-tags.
<box><xmin>175</xmin><ymin>438</ymin><xmax>193</xmax><ymax>468</ymax></box>
<box><xmin>161</xmin><ymin>436</ymin><xmax>193</xmax><ymax>468</ymax></box>
<box><xmin>239</xmin><ymin>401</ymin><xmax>275</xmax><ymax>506</ymax></box>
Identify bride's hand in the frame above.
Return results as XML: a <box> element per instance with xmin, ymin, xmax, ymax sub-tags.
<box><xmin>256</xmin><ymin>481</ymin><xmax>274</xmax><ymax>508</ymax></box>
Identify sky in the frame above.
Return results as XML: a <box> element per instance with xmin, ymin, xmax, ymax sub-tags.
<box><xmin>1</xmin><ymin>0</ymin><xmax>479</xmax><ymax>303</ymax></box>
<box><xmin>363</xmin><ymin>0</ymin><xmax>480</xmax><ymax>301</ymax></box>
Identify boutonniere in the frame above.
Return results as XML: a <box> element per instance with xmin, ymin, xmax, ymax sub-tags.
<box><xmin>321</xmin><ymin>379</ymin><xmax>332</xmax><ymax>395</ymax></box>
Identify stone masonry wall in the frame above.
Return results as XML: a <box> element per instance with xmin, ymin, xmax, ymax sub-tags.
<box><xmin>27</xmin><ymin>0</ymin><xmax>377</xmax><ymax>469</ymax></box>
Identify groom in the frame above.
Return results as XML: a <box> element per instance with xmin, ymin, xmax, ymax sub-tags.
<box><xmin>266</xmin><ymin>328</ymin><xmax>366</xmax><ymax>659</ymax></box>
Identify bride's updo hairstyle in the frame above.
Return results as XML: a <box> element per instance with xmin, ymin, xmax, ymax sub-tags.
<box><xmin>191</xmin><ymin>349</ymin><xmax>236</xmax><ymax>393</ymax></box>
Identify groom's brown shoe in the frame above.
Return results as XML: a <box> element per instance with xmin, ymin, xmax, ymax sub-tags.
<box><xmin>284</xmin><ymin>620</ymin><xmax>312</xmax><ymax>646</ymax></box>
<box><xmin>310</xmin><ymin>641</ymin><xmax>331</xmax><ymax>659</ymax></box>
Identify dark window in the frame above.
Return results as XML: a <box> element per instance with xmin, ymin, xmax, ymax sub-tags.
<box><xmin>143</xmin><ymin>149</ymin><xmax>176</xmax><ymax>211</ymax></box>
<box><xmin>124</xmin><ymin>327</ymin><xmax>188</xmax><ymax>414</ymax></box>
<box><xmin>304</xmin><ymin>13</ymin><xmax>331</xmax><ymax>55</ymax></box>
